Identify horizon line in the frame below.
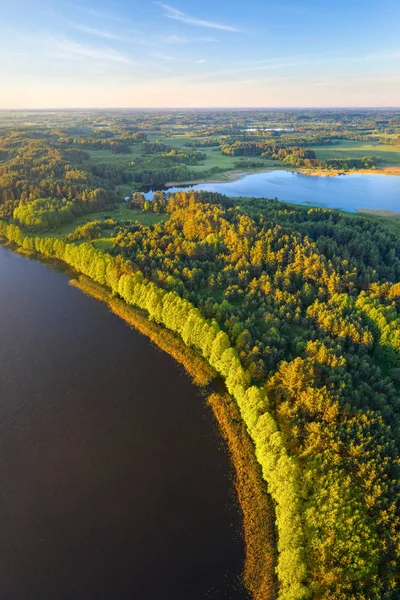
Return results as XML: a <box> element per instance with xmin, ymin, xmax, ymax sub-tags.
<box><xmin>1</xmin><ymin>105</ymin><xmax>399</xmax><ymax>111</ymax></box>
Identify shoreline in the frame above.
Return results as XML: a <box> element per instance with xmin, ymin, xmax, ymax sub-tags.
<box><xmin>159</xmin><ymin>164</ymin><xmax>400</xmax><ymax>190</ymax></box>
<box><xmin>356</xmin><ymin>208</ymin><xmax>400</xmax><ymax>218</ymax></box>
<box><xmin>69</xmin><ymin>276</ymin><xmax>216</xmax><ymax>387</ymax></box>
<box><xmin>163</xmin><ymin>167</ymin><xmax>279</xmax><ymax>187</ymax></box>
<box><xmin>207</xmin><ymin>393</ymin><xmax>278</xmax><ymax>600</ymax></box>
<box><xmin>299</xmin><ymin>166</ymin><xmax>400</xmax><ymax>177</ymax></box>
<box><xmin>70</xmin><ymin>275</ymin><xmax>279</xmax><ymax>600</ymax></box>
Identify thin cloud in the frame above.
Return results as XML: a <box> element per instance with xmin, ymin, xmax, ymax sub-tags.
<box><xmin>153</xmin><ymin>52</ymin><xmax>178</xmax><ymax>61</ymax></box>
<box><xmin>67</xmin><ymin>21</ymin><xmax>163</xmax><ymax>49</ymax></box>
<box><xmin>166</xmin><ymin>50</ymin><xmax>400</xmax><ymax>84</ymax></box>
<box><xmin>155</xmin><ymin>3</ymin><xmax>241</xmax><ymax>32</ymax></box>
<box><xmin>68</xmin><ymin>23</ymin><xmax>119</xmax><ymax>40</ymax></box>
<box><xmin>51</xmin><ymin>38</ymin><xmax>133</xmax><ymax>65</ymax></box>
<box><xmin>77</xmin><ymin>7</ymin><xmax>127</xmax><ymax>23</ymax></box>
<box><xmin>168</xmin><ymin>56</ymin><xmax>331</xmax><ymax>83</ymax></box>
<box><xmin>165</xmin><ymin>35</ymin><xmax>189</xmax><ymax>44</ymax></box>
<box><xmin>152</xmin><ymin>52</ymin><xmax>208</xmax><ymax>65</ymax></box>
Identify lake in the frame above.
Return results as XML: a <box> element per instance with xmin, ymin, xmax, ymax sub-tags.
<box><xmin>145</xmin><ymin>170</ymin><xmax>400</xmax><ymax>213</ymax></box>
<box><xmin>0</xmin><ymin>246</ymin><xmax>248</xmax><ymax>600</ymax></box>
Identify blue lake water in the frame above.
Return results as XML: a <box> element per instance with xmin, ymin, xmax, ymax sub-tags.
<box><xmin>146</xmin><ymin>170</ymin><xmax>400</xmax><ymax>213</ymax></box>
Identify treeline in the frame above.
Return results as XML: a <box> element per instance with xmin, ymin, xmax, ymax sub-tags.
<box><xmin>221</xmin><ymin>139</ymin><xmax>321</xmax><ymax>168</ymax></box>
<box><xmin>221</xmin><ymin>139</ymin><xmax>317</xmax><ymax>164</ymax></box>
<box><xmin>130</xmin><ymin>191</ymin><xmax>167</xmax><ymax>214</ymax></box>
<box><xmin>67</xmin><ymin>220</ymin><xmax>103</xmax><ymax>241</ymax></box>
<box><xmin>234</xmin><ymin>159</ymin><xmax>269</xmax><ymax>169</ymax></box>
<box><xmin>271</xmin><ymin>133</ymin><xmax>341</xmax><ymax>146</ymax></box>
<box><xmin>186</xmin><ymin>139</ymin><xmax>220</xmax><ymax>147</ymax></box>
<box><xmin>221</xmin><ymin>140</ymin><xmax>381</xmax><ymax>170</ymax></box>
<box><xmin>91</xmin><ymin>159</ymin><xmax>193</xmax><ymax>186</ymax></box>
<box><xmin>383</xmin><ymin>137</ymin><xmax>400</xmax><ymax>146</ymax></box>
<box><xmin>59</xmin><ymin>137</ymin><xmax>132</xmax><ymax>154</ymax></box>
<box><xmin>325</xmin><ymin>156</ymin><xmax>380</xmax><ymax>170</ymax></box>
<box><xmin>13</xmin><ymin>190</ymin><xmax>110</xmax><ymax>232</ymax></box>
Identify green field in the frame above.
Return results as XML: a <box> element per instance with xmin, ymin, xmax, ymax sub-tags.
<box><xmin>86</xmin><ymin>144</ymin><xmax>143</xmax><ymax>162</ymax></box>
<box><xmin>313</xmin><ymin>141</ymin><xmax>400</xmax><ymax>166</ymax></box>
<box><xmin>192</xmin><ymin>148</ymin><xmax>237</xmax><ymax>171</ymax></box>
<box><xmin>147</xmin><ymin>134</ymin><xmax>237</xmax><ymax>170</ymax></box>
<box><xmin>40</xmin><ymin>205</ymin><xmax>166</xmax><ymax>239</ymax></box>
<box><xmin>148</xmin><ymin>134</ymin><xmax>281</xmax><ymax>174</ymax></box>
<box><xmin>146</xmin><ymin>133</ymin><xmax>205</xmax><ymax>148</ymax></box>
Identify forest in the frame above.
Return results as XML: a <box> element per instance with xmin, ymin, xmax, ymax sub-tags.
<box><xmin>0</xmin><ymin>109</ymin><xmax>399</xmax><ymax>600</ymax></box>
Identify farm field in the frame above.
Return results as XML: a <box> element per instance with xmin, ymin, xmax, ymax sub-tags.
<box><xmin>313</xmin><ymin>140</ymin><xmax>400</xmax><ymax>166</ymax></box>
<box><xmin>87</xmin><ymin>145</ymin><xmax>143</xmax><ymax>162</ymax></box>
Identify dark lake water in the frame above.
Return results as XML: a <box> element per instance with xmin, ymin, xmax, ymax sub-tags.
<box><xmin>145</xmin><ymin>170</ymin><xmax>400</xmax><ymax>213</ymax></box>
<box><xmin>0</xmin><ymin>246</ymin><xmax>247</xmax><ymax>600</ymax></box>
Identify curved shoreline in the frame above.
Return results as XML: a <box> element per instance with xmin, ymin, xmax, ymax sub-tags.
<box><xmin>70</xmin><ymin>276</ymin><xmax>216</xmax><ymax>387</ymax></box>
<box><xmin>71</xmin><ymin>275</ymin><xmax>279</xmax><ymax>599</ymax></box>
<box><xmin>0</xmin><ymin>224</ymin><xmax>310</xmax><ymax>599</ymax></box>
<box><xmin>208</xmin><ymin>393</ymin><xmax>278</xmax><ymax>600</ymax></box>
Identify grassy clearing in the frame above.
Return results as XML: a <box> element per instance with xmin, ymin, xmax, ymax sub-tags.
<box><xmin>86</xmin><ymin>144</ymin><xmax>143</xmax><ymax>162</ymax></box>
<box><xmin>91</xmin><ymin>237</ymin><xmax>115</xmax><ymax>250</ymax></box>
<box><xmin>313</xmin><ymin>141</ymin><xmax>400</xmax><ymax>166</ymax></box>
<box><xmin>148</xmin><ymin>134</ymin><xmax>282</xmax><ymax>174</ymax></box>
<box><xmin>191</xmin><ymin>148</ymin><xmax>238</xmax><ymax>172</ymax></box>
<box><xmin>105</xmin><ymin>205</ymin><xmax>166</xmax><ymax>225</ymax></box>
<box><xmin>189</xmin><ymin>150</ymin><xmax>280</xmax><ymax>174</ymax></box>
<box><xmin>146</xmin><ymin>133</ymin><xmax>197</xmax><ymax>148</ymax></box>
<box><xmin>39</xmin><ymin>205</ymin><xmax>166</xmax><ymax>238</ymax></box>
<box><xmin>145</xmin><ymin>134</ymin><xmax>239</xmax><ymax>171</ymax></box>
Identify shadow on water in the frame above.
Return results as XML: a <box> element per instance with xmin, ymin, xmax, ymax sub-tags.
<box><xmin>0</xmin><ymin>245</ymin><xmax>249</xmax><ymax>600</ymax></box>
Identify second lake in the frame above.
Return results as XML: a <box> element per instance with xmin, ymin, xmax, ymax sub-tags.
<box><xmin>145</xmin><ymin>170</ymin><xmax>400</xmax><ymax>213</ymax></box>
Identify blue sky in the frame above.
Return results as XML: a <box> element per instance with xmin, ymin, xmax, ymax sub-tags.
<box><xmin>1</xmin><ymin>0</ymin><xmax>399</xmax><ymax>108</ymax></box>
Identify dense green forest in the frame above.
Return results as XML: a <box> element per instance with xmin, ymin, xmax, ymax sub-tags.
<box><xmin>114</xmin><ymin>192</ymin><xmax>400</xmax><ymax>598</ymax></box>
<box><xmin>0</xmin><ymin>109</ymin><xmax>399</xmax><ymax>600</ymax></box>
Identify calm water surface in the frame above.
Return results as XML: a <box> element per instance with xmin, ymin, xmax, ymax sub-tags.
<box><xmin>146</xmin><ymin>170</ymin><xmax>400</xmax><ymax>213</ymax></box>
<box><xmin>0</xmin><ymin>246</ymin><xmax>247</xmax><ymax>600</ymax></box>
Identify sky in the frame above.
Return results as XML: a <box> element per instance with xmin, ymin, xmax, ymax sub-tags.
<box><xmin>0</xmin><ymin>0</ymin><xmax>399</xmax><ymax>109</ymax></box>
